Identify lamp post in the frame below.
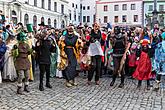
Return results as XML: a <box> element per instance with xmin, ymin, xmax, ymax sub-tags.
<box><xmin>152</xmin><ymin>0</ymin><xmax>159</xmax><ymax>28</ymax></box>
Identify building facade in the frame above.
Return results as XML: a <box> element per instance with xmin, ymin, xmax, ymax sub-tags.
<box><xmin>81</xmin><ymin>0</ymin><xmax>96</xmax><ymax>27</ymax></box>
<box><xmin>96</xmin><ymin>0</ymin><xmax>143</xmax><ymax>27</ymax></box>
<box><xmin>143</xmin><ymin>0</ymin><xmax>165</xmax><ymax>28</ymax></box>
<box><xmin>68</xmin><ymin>0</ymin><xmax>96</xmax><ymax>27</ymax></box>
<box><xmin>0</xmin><ymin>0</ymin><xmax>69</xmax><ymax>28</ymax></box>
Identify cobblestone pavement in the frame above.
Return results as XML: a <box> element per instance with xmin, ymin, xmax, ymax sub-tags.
<box><xmin>0</xmin><ymin>73</ymin><xmax>165</xmax><ymax>110</ymax></box>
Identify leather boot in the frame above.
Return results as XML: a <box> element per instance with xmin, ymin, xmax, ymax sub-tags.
<box><xmin>39</xmin><ymin>83</ymin><xmax>44</xmax><ymax>91</ymax></box>
<box><xmin>17</xmin><ymin>86</ymin><xmax>23</xmax><ymax>95</ymax></box>
<box><xmin>46</xmin><ymin>82</ymin><xmax>52</xmax><ymax>88</ymax></box>
<box><xmin>24</xmin><ymin>85</ymin><xmax>30</xmax><ymax>93</ymax></box>
<box><xmin>110</xmin><ymin>75</ymin><xmax>116</xmax><ymax>86</ymax></box>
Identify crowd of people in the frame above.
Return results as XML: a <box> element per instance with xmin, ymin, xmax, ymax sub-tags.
<box><xmin>0</xmin><ymin>21</ymin><xmax>165</xmax><ymax>95</ymax></box>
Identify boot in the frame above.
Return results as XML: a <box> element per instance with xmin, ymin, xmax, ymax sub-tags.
<box><xmin>24</xmin><ymin>85</ymin><xmax>30</xmax><ymax>93</ymax></box>
<box><xmin>66</xmin><ymin>81</ymin><xmax>73</xmax><ymax>87</ymax></box>
<box><xmin>95</xmin><ymin>81</ymin><xmax>100</xmax><ymax>85</ymax></box>
<box><xmin>46</xmin><ymin>82</ymin><xmax>52</xmax><ymax>88</ymax></box>
<box><xmin>153</xmin><ymin>81</ymin><xmax>160</xmax><ymax>91</ymax></box>
<box><xmin>137</xmin><ymin>80</ymin><xmax>142</xmax><ymax>89</ymax></box>
<box><xmin>119</xmin><ymin>75</ymin><xmax>125</xmax><ymax>88</ymax></box>
<box><xmin>17</xmin><ymin>86</ymin><xmax>23</xmax><ymax>95</ymax></box>
<box><xmin>118</xmin><ymin>83</ymin><xmax>124</xmax><ymax>88</ymax></box>
<box><xmin>146</xmin><ymin>80</ymin><xmax>151</xmax><ymax>90</ymax></box>
<box><xmin>39</xmin><ymin>83</ymin><xmax>44</xmax><ymax>91</ymax></box>
<box><xmin>110</xmin><ymin>75</ymin><xmax>116</xmax><ymax>86</ymax></box>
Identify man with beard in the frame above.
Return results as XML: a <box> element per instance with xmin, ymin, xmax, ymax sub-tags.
<box><xmin>110</xmin><ymin>26</ymin><xmax>131</xmax><ymax>88</ymax></box>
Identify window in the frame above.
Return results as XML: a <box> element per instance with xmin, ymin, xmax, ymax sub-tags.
<box><xmin>61</xmin><ymin>20</ymin><xmax>65</xmax><ymax>28</ymax></box>
<box><xmin>148</xmin><ymin>5</ymin><xmax>153</xmax><ymax>11</ymax></box>
<box><xmin>54</xmin><ymin>2</ymin><xmax>57</xmax><ymax>12</ymax></box>
<box><xmin>61</xmin><ymin>4</ymin><xmax>64</xmax><ymax>14</ymax></box>
<box><xmin>41</xmin><ymin>17</ymin><xmax>44</xmax><ymax>22</ymax></box>
<box><xmin>72</xmin><ymin>3</ymin><xmax>74</xmax><ymax>8</ymax></box>
<box><xmin>78</xmin><ymin>16</ymin><xmax>80</xmax><ymax>22</ymax></box>
<box><xmin>48</xmin><ymin>0</ymin><xmax>51</xmax><ymax>10</ymax></box>
<box><xmin>54</xmin><ymin>19</ymin><xmax>57</xmax><ymax>28</ymax></box>
<box><xmin>131</xmin><ymin>4</ymin><xmax>135</xmax><ymax>10</ymax></box>
<box><xmin>42</xmin><ymin>0</ymin><xmax>44</xmax><ymax>8</ymax></box>
<box><xmin>80</xmin><ymin>4</ymin><xmax>82</xmax><ymax>9</ymax></box>
<box><xmin>83</xmin><ymin>6</ymin><xmax>85</xmax><ymax>10</ymax></box>
<box><xmin>114</xmin><ymin>5</ymin><xmax>119</xmax><ymax>11</ymax></box>
<box><xmin>104</xmin><ymin>16</ymin><xmax>108</xmax><ymax>23</ymax></box>
<box><xmin>33</xmin><ymin>15</ymin><xmax>37</xmax><ymax>26</ymax></box>
<box><xmin>87</xmin><ymin>6</ymin><xmax>90</xmax><ymax>10</ymax></box>
<box><xmin>122</xmin><ymin>4</ymin><xmax>127</xmax><ymax>10</ymax></box>
<box><xmin>93</xmin><ymin>14</ymin><xmax>96</xmax><ymax>23</ymax></box>
<box><xmin>48</xmin><ymin>18</ymin><xmax>51</xmax><ymax>26</ymax></box>
<box><xmin>76</xmin><ymin>4</ymin><xmax>78</xmax><ymax>9</ymax></box>
<box><xmin>34</xmin><ymin>0</ymin><xmax>37</xmax><ymax>6</ymax></box>
<box><xmin>104</xmin><ymin>5</ymin><xmax>108</xmax><ymax>11</ymax></box>
<box><xmin>114</xmin><ymin>16</ymin><xmax>118</xmax><ymax>23</ymax></box>
<box><xmin>83</xmin><ymin>16</ymin><xmax>86</xmax><ymax>22</ymax></box>
<box><xmin>159</xmin><ymin>5</ymin><xmax>164</xmax><ymax>11</ymax></box>
<box><xmin>24</xmin><ymin>14</ymin><xmax>29</xmax><ymax>25</ymax></box>
<box><xmin>87</xmin><ymin>16</ymin><xmax>90</xmax><ymax>22</ymax></box>
<box><xmin>122</xmin><ymin>15</ymin><xmax>127</xmax><ymax>22</ymax></box>
<box><xmin>74</xmin><ymin>13</ymin><xmax>76</xmax><ymax>21</ymax></box>
<box><xmin>134</xmin><ymin>15</ymin><xmax>138</xmax><ymax>22</ymax></box>
<box><xmin>69</xmin><ymin>13</ymin><xmax>71</xmax><ymax>20</ymax></box>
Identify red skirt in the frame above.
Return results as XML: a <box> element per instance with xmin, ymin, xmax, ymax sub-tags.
<box><xmin>133</xmin><ymin>51</ymin><xmax>152</xmax><ymax>80</ymax></box>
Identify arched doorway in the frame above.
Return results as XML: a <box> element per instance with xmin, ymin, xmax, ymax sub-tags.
<box><xmin>61</xmin><ymin>20</ymin><xmax>65</xmax><ymax>28</ymax></box>
<box><xmin>48</xmin><ymin>18</ymin><xmax>51</xmax><ymax>27</ymax></box>
<box><xmin>54</xmin><ymin>19</ymin><xmax>57</xmax><ymax>28</ymax></box>
<box><xmin>41</xmin><ymin>17</ymin><xmax>44</xmax><ymax>22</ymax></box>
<box><xmin>12</xmin><ymin>10</ymin><xmax>17</xmax><ymax>26</ymax></box>
<box><xmin>24</xmin><ymin>14</ymin><xmax>29</xmax><ymax>25</ymax></box>
<box><xmin>33</xmin><ymin>15</ymin><xmax>37</xmax><ymax>26</ymax></box>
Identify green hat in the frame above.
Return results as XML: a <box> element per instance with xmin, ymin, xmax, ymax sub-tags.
<box><xmin>26</xmin><ymin>24</ymin><xmax>33</xmax><ymax>32</ymax></box>
<box><xmin>17</xmin><ymin>32</ymin><xmax>27</xmax><ymax>41</ymax></box>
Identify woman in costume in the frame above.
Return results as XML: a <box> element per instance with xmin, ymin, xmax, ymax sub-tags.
<box><xmin>2</xmin><ymin>35</ymin><xmax>17</xmax><ymax>81</ymax></box>
<box><xmin>58</xmin><ymin>26</ymin><xmax>82</xmax><ymax>87</ymax></box>
<box><xmin>153</xmin><ymin>32</ymin><xmax>165</xmax><ymax>91</ymax></box>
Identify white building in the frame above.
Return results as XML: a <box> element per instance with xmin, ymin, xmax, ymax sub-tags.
<box><xmin>0</xmin><ymin>0</ymin><xmax>69</xmax><ymax>28</ymax></box>
<box><xmin>96</xmin><ymin>0</ymin><xmax>143</xmax><ymax>27</ymax></box>
<box><xmin>81</xmin><ymin>0</ymin><xmax>96</xmax><ymax>27</ymax></box>
<box><xmin>143</xmin><ymin>0</ymin><xmax>165</xmax><ymax>27</ymax></box>
<box><xmin>68</xmin><ymin>0</ymin><xmax>96</xmax><ymax>27</ymax></box>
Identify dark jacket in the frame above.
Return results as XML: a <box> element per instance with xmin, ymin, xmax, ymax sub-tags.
<box><xmin>36</xmin><ymin>37</ymin><xmax>56</xmax><ymax>64</ymax></box>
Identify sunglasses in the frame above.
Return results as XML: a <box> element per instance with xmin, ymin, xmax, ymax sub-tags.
<box><xmin>68</xmin><ymin>31</ymin><xmax>73</xmax><ymax>33</ymax></box>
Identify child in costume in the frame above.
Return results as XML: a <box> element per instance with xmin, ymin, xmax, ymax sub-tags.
<box><xmin>13</xmin><ymin>32</ymin><xmax>32</xmax><ymax>94</ymax></box>
<box><xmin>133</xmin><ymin>38</ymin><xmax>152</xmax><ymax>90</ymax></box>
<box><xmin>153</xmin><ymin>32</ymin><xmax>165</xmax><ymax>91</ymax></box>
